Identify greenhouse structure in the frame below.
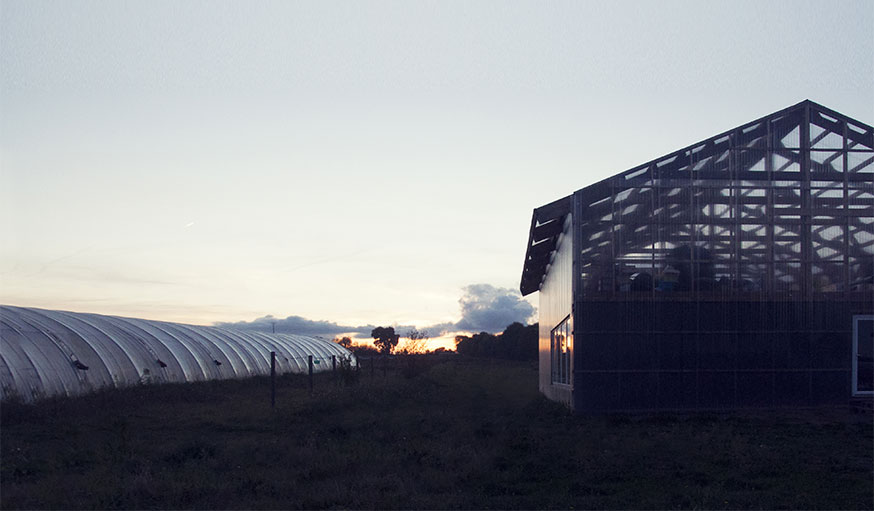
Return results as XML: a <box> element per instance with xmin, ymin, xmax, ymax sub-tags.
<box><xmin>521</xmin><ymin>100</ymin><xmax>873</xmax><ymax>412</ymax></box>
<box><xmin>0</xmin><ymin>305</ymin><xmax>355</xmax><ymax>402</ymax></box>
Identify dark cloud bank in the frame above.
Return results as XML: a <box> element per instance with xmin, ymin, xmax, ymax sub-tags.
<box><xmin>216</xmin><ymin>284</ymin><xmax>536</xmax><ymax>339</ymax></box>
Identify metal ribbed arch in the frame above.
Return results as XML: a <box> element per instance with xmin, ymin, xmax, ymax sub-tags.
<box><xmin>258</xmin><ymin>333</ymin><xmax>299</xmax><ymax>373</ymax></box>
<box><xmin>324</xmin><ymin>338</ymin><xmax>350</xmax><ymax>360</ymax></box>
<box><xmin>157</xmin><ymin>323</ymin><xmax>230</xmax><ymax>380</ymax></box>
<box><xmin>124</xmin><ymin>318</ymin><xmax>208</xmax><ymax>382</ymax></box>
<box><xmin>5</xmin><ymin>317</ymin><xmax>76</xmax><ymax>400</ymax></box>
<box><xmin>175</xmin><ymin>324</ymin><xmax>257</xmax><ymax>377</ymax></box>
<box><xmin>0</xmin><ymin>320</ymin><xmax>39</xmax><ymax>398</ymax></box>
<box><xmin>152</xmin><ymin>322</ymin><xmax>221</xmax><ymax>381</ymax></box>
<box><xmin>291</xmin><ymin>334</ymin><xmax>335</xmax><ymax>365</ymax></box>
<box><xmin>251</xmin><ymin>331</ymin><xmax>311</xmax><ymax>373</ymax></box>
<box><xmin>52</xmin><ymin>311</ymin><xmax>145</xmax><ymax>387</ymax></box>
<box><xmin>308</xmin><ymin>336</ymin><xmax>345</xmax><ymax>365</ymax></box>
<box><xmin>231</xmin><ymin>329</ymin><xmax>282</xmax><ymax>374</ymax></box>
<box><xmin>236</xmin><ymin>330</ymin><xmax>286</xmax><ymax>374</ymax></box>
<box><xmin>324</xmin><ymin>338</ymin><xmax>350</xmax><ymax>359</ymax></box>
<box><xmin>98</xmin><ymin>315</ymin><xmax>184</xmax><ymax>384</ymax></box>
<box><xmin>0</xmin><ymin>305</ymin><xmax>356</xmax><ymax>402</ymax></box>
<box><xmin>0</xmin><ymin>319</ymin><xmax>57</xmax><ymax>399</ymax></box>
<box><xmin>4</xmin><ymin>310</ymin><xmax>99</xmax><ymax>397</ymax></box>
<box><xmin>0</xmin><ymin>353</ymin><xmax>14</xmax><ymax>398</ymax></box>
<box><xmin>278</xmin><ymin>334</ymin><xmax>319</xmax><ymax>370</ymax></box>
<box><xmin>73</xmin><ymin>313</ymin><xmax>157</xmax><ymax>378</ymax></box>
<box><xmin>152</xmin><ymin>321</ymin><xmax>222</xmax><ymax>381</ymax></box>
<box><xmin>274</xmin><ymin>333</ymin><xmax>314</xmax><ymax>371</ymax></box>
<box><xmin>225</xmin><ymin>329</ymin><xmax>280</xmax><ymax>374</ymax></box>
<box><xmin>269</xmin><ymin>333</ymin><xmax>310</xmax><ymax>373</ymax></box>
<box><xmin>27</xmin><ymin>309</ymin><xmax>128</xmax><ymax>393</ymax></box>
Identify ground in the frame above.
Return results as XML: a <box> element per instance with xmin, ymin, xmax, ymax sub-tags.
<box><xmin>1</xmin><ymin>358</ymin><xmax>871</xmax><ymax>509</ymax></box>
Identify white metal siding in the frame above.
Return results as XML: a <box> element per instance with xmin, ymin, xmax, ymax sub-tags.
<box><xmin>538</xmin><ymin>215</ymin><xmax>574</xmax><ymax>406</ymax></box>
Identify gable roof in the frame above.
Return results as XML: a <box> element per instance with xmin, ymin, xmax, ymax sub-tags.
<box><xmin>520</xmin><ymin>100</ymin><xmax>874</xmax><ymax>296</ymax></box>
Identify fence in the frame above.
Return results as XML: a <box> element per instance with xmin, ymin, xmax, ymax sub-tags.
<box><xmin>265</xmin><ymin>352</ymin><xmax>459</xmax><ymax>408</ymax></box>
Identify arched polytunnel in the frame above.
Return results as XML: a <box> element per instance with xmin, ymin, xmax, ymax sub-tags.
<box><xmin>0</xmin><ymin>305</ymin><xmax>356</xmax><ymax>402</ymax></box>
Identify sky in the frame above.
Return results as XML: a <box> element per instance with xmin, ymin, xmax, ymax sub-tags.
<box><xmin>1</xmin><ymin>0</ymin><xmax>872</xmax><ymax>348</ymax></box>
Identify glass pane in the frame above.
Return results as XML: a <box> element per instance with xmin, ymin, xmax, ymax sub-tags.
<box><xmin>771</xmin><ymin>150</ymin><xmax>801</xmax><ymax>173</ymax></box>
<box><xmin>771</xmin><ymin>113</ymin><xmax>802</xmax><ymax>149</ymax></box>
<box><xmin>810</xmin><ymin>150</ymin><xmax>844</xmax><ymax>173</ymax></box>
<box><xmin>848</xmin><ymin>151</ymin><xmax>874</xmax><ymax>174</ymax></box>
<box><xmin>810</xmin><ymin>114</ymin><xmax>844</xmax><ymax>149</ymax></box>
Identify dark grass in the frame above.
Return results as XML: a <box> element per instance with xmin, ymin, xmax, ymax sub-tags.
<box><xmin>1</xmin><ymin>358</ymin><xmax>872</xmax><ymax>510</ymax></box>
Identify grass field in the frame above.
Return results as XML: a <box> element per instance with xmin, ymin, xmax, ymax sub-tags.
<box><xmin>2</xmin><ymin>357</ymin><xmax>872</xmax><ymax>509</ymax></box>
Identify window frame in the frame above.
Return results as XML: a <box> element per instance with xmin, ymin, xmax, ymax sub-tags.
<box><xmin>551</xmin><ymin>315</ymin><xmax>573</xmax><ymax>386</ymax></box>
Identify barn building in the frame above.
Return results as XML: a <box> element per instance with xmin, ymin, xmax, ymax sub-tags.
<box><xmin>520</xmin><ymin>100</ymin><xmax>873</xmax><ymax>412</ymax></box>
<box><xmin>0</xmin><ymin>305</ymin><xmax>354</xmax><ymax>402</ymax></box>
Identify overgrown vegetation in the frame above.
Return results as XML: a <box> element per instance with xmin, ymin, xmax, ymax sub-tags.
<box><xmin>2</xmin><ymin>359</ymin><xmax>871</xmax><ymax>509</ymax></box>
<box><xmin>454</xmin><ymin>322</ymin><xmax>538</xmax><ymax>360</ymax></box>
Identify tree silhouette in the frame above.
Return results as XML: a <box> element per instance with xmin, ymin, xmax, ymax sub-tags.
<box><xmin>333</xmin><ymin>336</ymin><xmax>352</xmax><ymax>349</ymax></box>
<box><xmin>371</xmin><ymin>326</ymin><xmax>399</xmax><ymax>355</ymax></box>
<box><xmin>399</xmin><ymin>329</ymin><xmax>429</xmax><ymax>354</ymax></box>
<box><xmin>455</xmin><ymin>322</ymin><xmax>538</xmax><ymax>360</ymax></box>
<box><xmin>455</xmin><ymin>331</ymin><xmax>497</xmax><ymax>357</ymax></box>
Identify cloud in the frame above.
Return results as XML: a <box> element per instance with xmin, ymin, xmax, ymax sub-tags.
<box><xmin>451</xmin><ymin>283</ymin><xmax>535</xmax><ymax>333</ymax></box>
<box><xmin>415</xmin><ymin>284</ymin><xmax>537</xmax><ymax>336</ymax></box>
<box><xmin>216</xmin><ymin>315</ymin><xmax>376</xmax><ymax>339</ymax></box>
<box><xmin>217</xmin><ymin>283</ymin><xmax>535</xmax><ymax>339</ymax></box>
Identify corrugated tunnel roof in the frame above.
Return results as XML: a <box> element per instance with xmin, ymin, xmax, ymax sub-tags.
<box><xmin>0</xmin><ymin>305</ymin><xmax>355</xmax><ymax>402</ymax></box>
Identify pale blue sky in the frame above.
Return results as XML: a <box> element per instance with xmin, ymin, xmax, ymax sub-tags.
<box><xmin>1</xmin><ymin>0</ymin><xmax>872</xmax><ymax>336</ymax></box>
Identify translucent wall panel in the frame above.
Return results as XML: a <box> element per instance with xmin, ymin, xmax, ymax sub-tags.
<box><xmin>575</xmin><ymin>102</ymin><xmax>873</xmax><ymax>300</ymax></box>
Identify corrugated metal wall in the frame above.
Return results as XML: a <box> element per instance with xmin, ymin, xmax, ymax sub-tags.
<box><xmin>0</xmin><ymin>305</ymin><xmax>355</xmax><ymax>402</ymax></box>
<box><xmin>538</xmin><ymin>215</ymin><xmax>574</xmax><ymax>406</ymax></box>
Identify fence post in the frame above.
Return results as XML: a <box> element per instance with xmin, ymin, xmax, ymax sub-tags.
<box><xmin>370</xmin><ymin>357</ymin><xmax>374</xmax><ymax>378</ymax></box>
<box><xmin>332</xmin><ymin>355</ymin><xmax>337</xmax><ymax>385</ymax></box>
<box><xmin>308</xmin><ymin>355</ymin><xmax>313</xmax><ymax>393</ymax></box>
<box><xmin>270</xmin><ymin>351</ymin><xmax>276</xmax><ymax>409</ymax></box>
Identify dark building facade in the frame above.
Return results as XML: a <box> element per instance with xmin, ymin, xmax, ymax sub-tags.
<box><xmin>521</xmin><ymin>100</ymin><xmax>873</xmax><ymax>412</ymax></box>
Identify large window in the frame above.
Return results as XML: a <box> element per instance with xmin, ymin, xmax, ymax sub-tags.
<box><xmin>551</xmin><ymin>315</ymin><xmax>572</xmax><ymax>385</ymax></box>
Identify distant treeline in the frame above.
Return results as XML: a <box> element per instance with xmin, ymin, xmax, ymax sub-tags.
<box><xmin>343</xmin><ymin>322</ymin><xmax>539</xmax><ymax>361</ymax></box>
<box><xmin>454</xmin><ymin>322</ymin><xmax>538</xmax><ymax>361</ymax></box>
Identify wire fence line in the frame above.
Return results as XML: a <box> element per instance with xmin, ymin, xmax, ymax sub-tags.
<box><xmin>264</xmin><ymin>353</ymin><xmax>462</xmax><ymax>408</ymax></box>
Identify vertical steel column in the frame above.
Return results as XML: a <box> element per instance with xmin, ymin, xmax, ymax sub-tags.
<box><xmin>800</xmin><ymin>105</ymin><xmax>813</xmax><ymax>403</ymax></box>
<box><xmin>842</xmin><ymin>119</ymin><xmax>850</xmax><ymax>295</ymax></box>
<box><xmin>766</xmin><ymin>119</ymin><xmax>775</xmax><ymax>292</ymax></box>
<box><xmin>650</xmin><ymin>163</ymin><xmax>657</xmax><ymax>302</ymax></box>
<box><xmin>610</xmin><ymin>179</ymin><xmax>617</xmax><ymax>295</ymax></box>
<box><xmin>731</xmin><ymin>129</ymin><xmax>741</xmax><ymax>289</ymax></box>
<box><xmin>800</xmin><ymin>104</ymin><xmax>812</xmax><ymax>297</ymax></box>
